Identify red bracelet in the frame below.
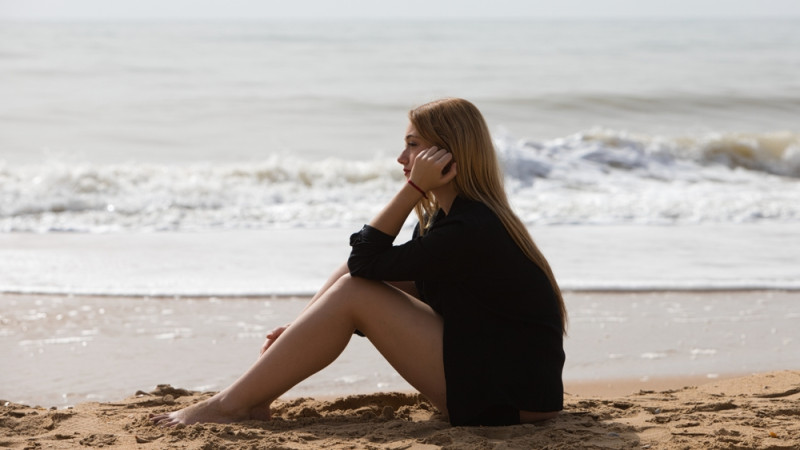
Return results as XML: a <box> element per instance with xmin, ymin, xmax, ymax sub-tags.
<box><xmin>407</xmin><ymin>179</ymin><xmax>428</xmax><ymax>199</ymax></box>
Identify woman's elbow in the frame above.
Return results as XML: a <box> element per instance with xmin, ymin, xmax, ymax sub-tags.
<box><xmin>346</xmin><ymin>257</ymin><xmax>367</xmax><ymax>278</ymax></box>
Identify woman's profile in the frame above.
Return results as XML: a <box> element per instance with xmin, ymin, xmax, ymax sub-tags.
<box><xmin>151</xmin><ymin>98</ymin><xmax>566</xmax><ymax>427</ymax></box>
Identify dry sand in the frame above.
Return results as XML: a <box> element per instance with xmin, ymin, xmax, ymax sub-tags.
<box><xmin>2</xmin><ymin>371</ymin><xmax>798</xmax><ymax>449</ymax></box>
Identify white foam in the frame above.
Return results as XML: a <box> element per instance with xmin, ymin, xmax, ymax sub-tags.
<box><xmin>2</xmin><ymin>129</ymin><xmax>799</xmax><ymax>233</ymax></box>
<box><xmin>640</xmin><ymin>352</ymin><xmax>668</xmax><ymax>360</ymax></box>
<box><xmin>498</xmin><ymin>129</ymin><xmax>800</xmax><ymax>226</ymax></box>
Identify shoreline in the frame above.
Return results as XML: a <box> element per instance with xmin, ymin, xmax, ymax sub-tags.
<box><xmin>3</xmin><ymin>286</ymin><xmax>799</xmax><ymax>299</ymax></box>
<box><xmin>3</xmin><ymin>290</ymin><xmax>799</xmax><ymax>410</ymax></box>
<box><xmin>2</xmin><ymin>371</ymin><xmax>798</xmax><ymax>449</ymax></box>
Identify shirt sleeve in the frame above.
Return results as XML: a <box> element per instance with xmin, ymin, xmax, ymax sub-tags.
<box><xmin>347</xmin><ymin>217</ymin><xmax>471</xmax><ymax>282</ymax></box>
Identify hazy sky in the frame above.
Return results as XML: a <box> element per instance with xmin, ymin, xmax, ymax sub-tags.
<box><xmin>2</xmin><ymin>0</ymin><xmax>800</xmax><ymax>20</ymax></box>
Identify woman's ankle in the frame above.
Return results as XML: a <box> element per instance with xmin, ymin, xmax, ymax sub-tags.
<box><xmin>212</xmin><ymin>392</ymin><xmax>255</xmax><ymax>420</ymax></box>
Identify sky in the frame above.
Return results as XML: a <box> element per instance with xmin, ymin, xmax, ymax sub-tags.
<box><xmin>2</xmin><ymin>0</ymin><xmax>800</xmax><ymax>20</ymax></box>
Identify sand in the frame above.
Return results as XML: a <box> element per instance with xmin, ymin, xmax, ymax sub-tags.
<box><xmin>2</xmin><ymin>371</ymin><xmax>798</xmax><ymax>449</ymax></box>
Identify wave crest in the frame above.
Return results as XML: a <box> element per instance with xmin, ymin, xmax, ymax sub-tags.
<box><xmin>2</xmin><ymin>129</ymin><xmax>799</xmax><ymax>232</ymax></box>
<box><xmin>499</xmin><ymin>128</ymin><xmax>800</xmax><ymax>180</ymax></box>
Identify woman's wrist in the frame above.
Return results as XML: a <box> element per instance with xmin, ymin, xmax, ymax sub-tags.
<box><xmin>406</xmin><ymin>179</ymin><xmax>428</xmax><ymax>199</ymax></box>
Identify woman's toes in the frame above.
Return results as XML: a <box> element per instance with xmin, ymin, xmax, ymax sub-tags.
<box><xmin>150</xmin><ymin>413</ymin><xmax>176</xmax><ymax>427</ymax></box>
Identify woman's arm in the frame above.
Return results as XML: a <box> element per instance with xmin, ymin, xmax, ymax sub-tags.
<box><xmin>369</xmin><ymin>147</ymin><xmax>456</xmax><ymax>237</ymax></box>
<box><xmin>261</xmin><ymin>262</ymin><xmax>350</xmax><ymax>355</ymax></box>
<box><xmin>262</xmin><ymin>148</ymin><xmax>453</xmax><ymax>356</ymax></box>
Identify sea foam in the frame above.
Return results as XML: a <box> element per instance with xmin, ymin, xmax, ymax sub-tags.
<box><xmin>2</xmin><ymin>129</ymin><xmax>798</xmax><ymax>232</ymax></box>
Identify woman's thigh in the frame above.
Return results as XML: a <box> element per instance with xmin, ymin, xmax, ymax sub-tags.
<box><xmin>325</xmin><ymin>274</ymin><xmax>447</xmax><ymax>414</ymax></box>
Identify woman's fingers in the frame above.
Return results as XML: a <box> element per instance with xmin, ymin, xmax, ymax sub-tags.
<box><xmin>267</xmin><ymin>324</ymin><xmax>289</xmax><ymax>339</ymax></box>
<box><xmin>260</xmin><ymin>324</ymin><xmax>290</xmax><ymax>356</ymax></box>
<box><xmin>417</xmin><ymin>146</ymin><xmax>447</xmax><ymax>161</ymax></box>
<box><xmin>260</xmin><ymin>338</ymin><xmax>276</xmax><ymax>356</ymax></box>
<box><xmin>442</xmin><ymin>162</ymin><xmax>457</xmax><ymax>182</ymax></box>
<box><xmin>410</xmin><ymin>146</ymin><xmax>454</xmax><ymax>190</ymax></box>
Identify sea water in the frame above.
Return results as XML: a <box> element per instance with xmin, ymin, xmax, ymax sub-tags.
<box><xmin>2</xmin><ymin>20</ymin><xmax>799</xmax><ymax>240</ymax></box>
<box><xmin>1</xmin><ymin>19</ymin><xmax>799</xmax><ymax>406</ymax></box>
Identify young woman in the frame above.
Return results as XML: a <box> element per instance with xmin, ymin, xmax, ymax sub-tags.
<box><xmin>151</xmin><ymin>98</ymin><xmax>566</xmax><ymax>427</ymax></box>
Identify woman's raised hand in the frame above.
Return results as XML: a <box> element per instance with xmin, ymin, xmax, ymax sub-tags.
<box><xmin>409</xmin><ymin>146</ymin><xmax>457</xmax><ymax>192</ymax></box>
<box><xmin>259</xmin><ymin>323</ymin><xmax>290</xmax><ymax>357</ymax></box>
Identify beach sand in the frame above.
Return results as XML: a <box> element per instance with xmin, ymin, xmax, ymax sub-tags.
<box><xmin>3</xmin><ymin>290</ymin><xmax>799</xmax><ymax>448</ymax></box>
<box><xmin>2</xmin><ymin>370</ymin><xmax>798</xmax><ymax>449</ymax></box>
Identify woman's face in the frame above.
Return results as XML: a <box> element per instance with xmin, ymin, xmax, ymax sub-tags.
<box><xmin>398</xmin><ymin>123</ymin><xmax>434</xmax><ymax>179</ymax></box>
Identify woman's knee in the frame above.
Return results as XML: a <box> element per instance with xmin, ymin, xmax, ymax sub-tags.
<box><xmin>325</xmin><ymin>274</ymin><xmax>406</xmax><ymax>324</ymax></box>
<box><xmin>330</xmin><ymin>273</ymin><xmax>383</xmax><ymax>294</ymax></box>
<box><xmin>322</xmin><ymin>273</ymin><xmax>379</xmax><ymax>309</ymax></box>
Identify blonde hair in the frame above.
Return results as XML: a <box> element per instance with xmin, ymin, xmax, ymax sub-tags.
<box><xmin>409</xmin><ymin>98</ymin><xmax>567</xmax><ymax>334</ymax></box>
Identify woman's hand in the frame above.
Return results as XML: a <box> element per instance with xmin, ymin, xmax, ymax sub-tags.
<box><xmin>260</xmin><ymin>323</ymin><xmax>290</xmax><ymax>356</ymax></box>
<box><xmin>366</xmin><ymin>146</ymin><xmax>456</xmax><ymax>237</ymax></box>
<box><xmin>409</xmin><ymin>146</ymin><xmax>457</xmax><ymax>192</ymax></box>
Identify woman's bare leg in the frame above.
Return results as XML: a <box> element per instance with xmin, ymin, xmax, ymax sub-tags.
<box><xmin>261</xmin><ymin>264</ymin><xmax>419</xmax><ymax>355</ymax></box>
<box><xmin>151</xmin><ymin>274</ymin><xmax>446</xmax><ymax>426</ymax></box>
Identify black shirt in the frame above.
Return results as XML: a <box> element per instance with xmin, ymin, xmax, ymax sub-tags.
<box><xmin>348</xmin><ymin>196</ymin><xmax>564</xmax><ymax>426</ymax></box>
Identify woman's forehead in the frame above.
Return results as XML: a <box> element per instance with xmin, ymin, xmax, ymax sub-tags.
<box><xmin>405</xmin><ymin>123</ymin><xmax>421</xmax><ymax>139</ymax></box>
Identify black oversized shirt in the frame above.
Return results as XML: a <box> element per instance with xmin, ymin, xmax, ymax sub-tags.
<box><xmin>348</xmin><ymin>196</ymin><xmax>564</xmax><ymax>426</ymax></box>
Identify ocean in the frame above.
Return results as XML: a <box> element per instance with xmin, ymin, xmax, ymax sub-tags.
<box><xmin>1</xmin><ymin>19</ymin><xmax>799</xmax><ymax>294</ymax></box>
<box><xmin>1</xmin><ymin>19</ymin><xmax>799</xmax><ymax>406</ymax></box>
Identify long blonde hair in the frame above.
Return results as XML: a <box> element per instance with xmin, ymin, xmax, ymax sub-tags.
<box><xmin>409</xmin><ymin>98</ymin><xmax>567</xmax><ymax>334</ymax></box>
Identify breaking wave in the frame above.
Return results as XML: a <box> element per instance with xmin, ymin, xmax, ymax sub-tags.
<box><xmin>2</xmin><ymin>129</ymin><xmax>799</xmax><ymax>232</ymax></box>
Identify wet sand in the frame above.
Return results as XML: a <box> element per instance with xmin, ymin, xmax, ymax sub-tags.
<box><xmin>2</xmin><ymin>290</ymin><xmax>799</xmax><ymax>409</ymax></box>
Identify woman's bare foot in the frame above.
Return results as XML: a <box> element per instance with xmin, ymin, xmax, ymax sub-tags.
<box><xmin>248</xmin><ymin>403</ymin><xmax>272</xmax><ymax>421</ymax></box>
<box><xmin>150</xmin><ymin>396</ymin><xmax>256</xmax><ymax>427</ymax></box>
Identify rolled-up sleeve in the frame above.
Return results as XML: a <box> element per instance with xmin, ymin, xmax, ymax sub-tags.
<box><xmin>348</xmin><ymin>224</ymin><xmax>394</xmax><ymax>248</ymax></box>
<box><xmin>347</xmin><ymin>218</ymin><xmax>470</xmax><ymax>282</ymax></box>
<box><xmin>347</xmin><ymin>225</ymin><xmax>398</xmax><ymax>278</ymax></box>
